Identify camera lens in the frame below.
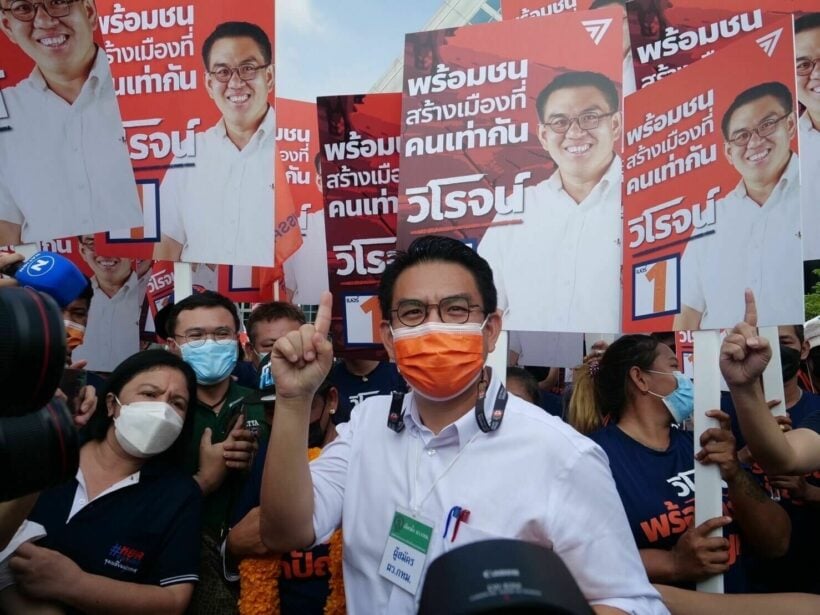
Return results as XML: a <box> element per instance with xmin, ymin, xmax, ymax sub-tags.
<box><xmin>0</xmin><ymin>398</ymin><xmax>79</xmax><ymax>501</ymax></box>
<box><xmin>0</xmin><ymin>287</ymin><xmax>66</xmax><ymax>415</ymax></box>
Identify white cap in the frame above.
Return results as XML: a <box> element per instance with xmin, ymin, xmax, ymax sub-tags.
<box><xmin>805</xmin><ymin>316</ymin><xmax>820</xmax><ymax>349</ymax></box>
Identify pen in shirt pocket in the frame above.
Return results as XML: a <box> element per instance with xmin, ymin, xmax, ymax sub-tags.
<box><xmin>443</xmin><ymin>506</ymin><xmax>470</xmax><ymax>542</ymax></box>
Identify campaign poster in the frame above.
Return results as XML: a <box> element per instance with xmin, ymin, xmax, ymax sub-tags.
<box><xmin>0</xmin><ymin>0</ymin><xmax>142</xmax><ymax>246</ymax></box>
<box><xmin>319</xmin><ymin>93</ymin><xmax>402</xmax><ymax>360</ymax></box>
<box><xmin>91</xmin><ymin>0</ymin><xmax>286</xmax><ymax>269</ymax></box>
<box><xmin>622</xmin><ymin>16</ymin><xmax>803</xmax><ymax>333</ymax></box>
<box><xmin>501</xmin><ymin>0</ymin><xmax>595</xmax><ymax>21</ymax></box>
<box><xmin>278</xmin><ymin>98</ymin><xmax>328</xmax><ymax>305</ymax></box>
<box><xmin>398</xmin><ymin>8</ymin><xmax>623</xmax><ymax>334</ymax></box>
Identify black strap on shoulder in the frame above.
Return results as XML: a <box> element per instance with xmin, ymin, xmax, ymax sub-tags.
<box><xmin>387</xmin><ymin>390</ymin><xmax>406</xmax><ymax>433</ymax></box>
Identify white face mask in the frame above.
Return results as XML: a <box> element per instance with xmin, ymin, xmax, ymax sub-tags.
<box><xmin>113</xmin><ymin>398</ymin><xmax>184</xmax><ymax>459</ymax></box>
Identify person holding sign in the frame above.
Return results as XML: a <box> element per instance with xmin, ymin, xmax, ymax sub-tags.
<box><xmin>154</xmin><ymin>21</ymin><xmax>275</xmax><ymax>267</ymax></box>
<box><xmin>259</xmin><ymin>236</ymin><xmax>666</xmax><ymax>615</ymax></box>
<box><xmin>0</xmin><ymin>0</ymin><xmax>141</xmax><ymax>245</ymax></box>
<box><xmin>674</xmin><ymin>82</ymin><xmax>802</xmax><ymax>331</ymax></box>
<box><xmin>574</xmin><ymin>334</ymin><xmax>790</xmax><ymax>591</ymax></box>
<box><xmin>478</xmin><ymin>71</ymin><xmax>623</xmax><ymax>333</ymax></box>
<box><xmin>723</xmin><ymin>291</ymin><xmax>820</xmax><ymax>477</ymax></box>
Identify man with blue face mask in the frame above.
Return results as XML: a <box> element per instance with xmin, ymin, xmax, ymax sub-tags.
<box><xmin>164</xmin><ymin>290</ymin><xmax>265</xmax><ymax>613</ymax></box>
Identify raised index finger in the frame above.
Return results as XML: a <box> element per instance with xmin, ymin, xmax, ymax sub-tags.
<box><xmin>313</xmin><ymin>291</ymin><xmax>333</xmax><ymax>339</ymax></box>
<box><xmin>743</xmin><ymin>288</ymin><xmax>757</xmax><ymax>328</ymax></box>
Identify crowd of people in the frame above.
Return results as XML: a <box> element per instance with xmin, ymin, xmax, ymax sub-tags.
<box><xmin>1</xmin><ymin>235</ymin><xmax>819</xmax><ymax>615</ymax></box>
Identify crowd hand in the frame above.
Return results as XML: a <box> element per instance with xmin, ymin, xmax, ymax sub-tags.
<box><xmin>0</xmin><ymin>252</ymin><xmax>23</xmax><ymax>288</ymax></box>
<box><xmin>222</xmin><ymin>413</ymin><xmax>258</xmax><ymax>471</ymax></box>
<box><xmin>696</xmin><ymin>410</ymin><xmax>740</xmax><ymax>481</ymax></box>
<box><xmin>670</xmin><ymin>516</ymin><xmax>733</xmax><ymax>581</ymax></box>
<box><xmin>70</xmin><ymin>386</ymin><xmax>97</xmax><ymax>429</ymax></box>
<box><xmin>769</xmin><ymin>474</ymin><xmax>810</xmax><ymax>500</ymax></box>
<box><xmin>8</xmin><ymin>542</ymin><xmax>81</xmax><ymax>602</ymax></box>
<box><xmin>195</xmin><ymin>427</ymin><xmax>228</xmax><ymax>494</ymax></box>
<box><xmin>270</xmin><ymin>291</ymin><xmax>334</xmax><ymax>401</ymax></box>
<box><xmin>719</xmin><ymin>290</ymin><xmax>771</xmax><ymax>388</ymax></box>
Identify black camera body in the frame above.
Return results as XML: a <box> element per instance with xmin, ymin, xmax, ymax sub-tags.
<box><xmin>0</xmin><ymin>287</ymin><xmax>79</xmax><ymax>502</ymax></box>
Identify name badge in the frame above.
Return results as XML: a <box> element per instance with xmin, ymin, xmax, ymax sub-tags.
<box><xmin>378</xmin><ymin>508</ymin><xmax>434</xmax><ymax>595</ymax></box>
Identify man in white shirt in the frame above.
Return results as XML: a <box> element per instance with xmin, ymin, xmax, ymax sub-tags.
<box><xmin>72</xmin><ymin>235</ymin><xmax>148</xmax><ymax>371</ymax></box>
<box><xmin>260</xmin><ymin>235</ymin><xmax>668</xmax><ymax>615</ymax></box>
<box><xmin>674</xmin><ymin>82</ymin><xmax>803</xmax><ymax>331</ymax></box>
<box><xmin>0</xmin><ymin>0</ymin><xmax>141</xmax><ymax>245</ymax></box>
<box><xmin>478</xmin><ymin>71</ymin><xmax>623</xmax><ymax>333</ymax></box>
<box><xmin>154</xmin><ymin>21</ymin><xmax>275</xmax><ymax>267</ymax></box>
<box><xmin>795</xmin><ymin>13</ymin><xmax>820</xmax><ymax>260</ymax></box>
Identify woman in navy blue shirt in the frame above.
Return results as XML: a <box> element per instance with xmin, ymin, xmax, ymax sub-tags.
<box><xmin>571</xmin><ymin>334</ymin><xmax>789</xmax><ymax>592</ymax></box>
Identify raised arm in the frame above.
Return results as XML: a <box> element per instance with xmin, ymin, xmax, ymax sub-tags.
<box><xmin>259</xmin><ymin>292</ymin><xmax>334</xmax><ymax>552</ymax></box>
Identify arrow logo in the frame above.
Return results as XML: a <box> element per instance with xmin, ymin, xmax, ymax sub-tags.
<box><xmin>581</xmin><ymin>18</ymin><xmax>612</xmax><ymax>45</ymax></box>
<box><xmin>756</xmin><ymin>28</ymin><xmax>782</xmax><ymax>57</ymax></box>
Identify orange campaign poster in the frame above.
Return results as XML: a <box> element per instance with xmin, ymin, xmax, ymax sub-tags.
<box><xmin>622</xmin><ymin>16</ymin><xmax>803</xmax><ymax>333</ymax></box>
<box><xmin>502</xmin><ymin>0</ymin><xmax>595</xmax><ymax>21</ymax></box>
<box><xmin>397</xmin><ymin>8</ymin><xmax>623</xmax><ymax>334</ymax></box>
<box><xmin>0</xmin><ymin>0</ymin><xmax>142</xmax><ymax>246</ymax></box>
<box><xmin>92</xmin><ymin>0</ymin><xmax>280</xmax><ymax>269</ymax></box>
<box><xmin>319</xmin><ymin>93</ymin><xmax>401</xmax><ymax>360</ymax></box>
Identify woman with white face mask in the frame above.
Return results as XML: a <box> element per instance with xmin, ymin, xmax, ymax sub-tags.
<box><xmin>568</xmin><ymin>335</ymin><xmax>790</xmax><ymax>594</ymax></box>
<box><xmin>3</xmin><ymin>350</ymin><xmax>202</xmax><ymax>615</ymax></box>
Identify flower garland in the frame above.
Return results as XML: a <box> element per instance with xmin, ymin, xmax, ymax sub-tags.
<box><xmin>238</xmin><ymin>447</ymin><xmax>345</xmax><ymax>615</ymax></box>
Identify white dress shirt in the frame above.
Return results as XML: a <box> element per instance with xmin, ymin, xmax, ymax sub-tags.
<box><xmin>680</xmin><ymin>154</ymin><xmax>803</xmax><ymax>329</ymax></box>
<box><xmin>478</xmin><ymin>157</ymin><xmax>622</xmax><ymax>333</ymax></box>
<box><xmin>799</xmin><ymin>113</ymin><xmax>820</xmax><ymax>260</ymax></box>
<box><xmin>623</xmin><ymin>54</ymin><xmax>637</xmax><ymax>96</ymax></box>
<box><xmin>160</xmin><ymin>107</ymin><xmax>276</xmax><ymax>266</ymax></box>
<box><xmin>0</xmin><ymin>48</ymin><xmax>142</xmax><ymax>243</ymax></box>
<box><xmin>309</xmin><ymin>372</ymin><xmax>668</xmax><ymax>615</ymax></box>
<box><xmin>283</xmin><ymin>209</ymin><xmax>329</xmax><ymax>304</ymax></box>
<box><xmin>72</xmin><ymin>271</ymin><xmax>145</xmax><ymax>371</ymax></box>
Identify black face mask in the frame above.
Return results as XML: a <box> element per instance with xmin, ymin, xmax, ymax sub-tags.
<box><xmin>780</xmin><ymin>344</ymin><xmax>802</xmax><ymax>382</ymax></box>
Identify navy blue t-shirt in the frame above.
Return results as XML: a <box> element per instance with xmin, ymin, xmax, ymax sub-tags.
<box><xmin>590</xmin><ymin>424</ymin><xmax>749</xmax><ymax>592</ymax></box>
<box><xmin>27</xmin><ymin>459</ymin><xmax>201</xmax><ymax>611</ymax></box>
<box><xmin>329</xmin><ymin>360</ymin><xmax>406</xmax><ymax>424</ymax></box>
<box><xmin>231</xmin><ymin>440</ymin><xmax>333</xmax><ymax>615</ymax></box>
<box><xmin>723</xmin><ymin>392</ymin><xmax>820</xmax><ymax>593</ymax></box>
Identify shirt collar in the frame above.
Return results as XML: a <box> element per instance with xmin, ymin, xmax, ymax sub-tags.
<box><xmin>799</xmin><ymin>111</ymin><xmax>819</xmax><ymax>135</ymax></box>
<box><xmin>401</xmin><ymin>369</ymin><xmax>503</xmax><ymax>450</ymax></box>
<box><xmin>91</xmin><ymin>270</ymin><xmax>138</xmax><ymax>296</ymax></box>
<box><xmin>28</xmin><ymin>46</ymin><xmax>105</xmax><ymax>96</ymax></box>
<box><xmin>216</xmin><ymin>105</ymin><xmax>276</xmax><ymax>144</ymax></box>
<box><xmin>545</xmin><ymin>154</ymin><xmax>622</xmax><ymax>205</ymax></box>
<box><xmin>730</xmin><ymin>152</ymin><xmax>800</xmax><ymax>206</ymax></box>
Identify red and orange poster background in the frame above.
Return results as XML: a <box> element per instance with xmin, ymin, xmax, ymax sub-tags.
<box><xmin>319</xmin><ymin>93</ymin><xmax>401</xmax><ymax>359</ymax></box>
<box><xmin>622</xmin><ymin>17</ymin><xmax>801</xmax><ymax>333</ymax></box>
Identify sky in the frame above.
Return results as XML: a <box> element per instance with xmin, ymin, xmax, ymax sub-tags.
<box><xmin>277</xmin><ymin>0</ymin><xmax>446</xmax><ymax>101</ymax></box>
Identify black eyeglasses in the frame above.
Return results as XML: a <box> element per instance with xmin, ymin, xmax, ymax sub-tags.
<box><xmin>796</xmin><ymin>57</ymin><xmax>818</xmax><ymax>77</ymax></box>
<box><xmin>391</xmin><ymin>296</ymin><xmax>484</xmax><ymax>328</ymax></box>
<box><xmin>727</xmin><ymin>113</ymin><xmax>790</xmax><ymax>147</ymax></box>
<box><xmin>541</xmin><ymin>111</ymin><xmax>616</xmax><ymax>134</ymax></box>
<box><xmin>207</xmin><ymin>64</ymin><xmax>270</xmax><ymax>83</ymax></box>
<box><xmin>2</xmin><ymin>0</ymin><xmax>81</xmax><ymax>22</ymax></box>
<box><xmin>173</xmin><ymin>328</ymin><xmax>237</xmax><ymax>348</ymax></box>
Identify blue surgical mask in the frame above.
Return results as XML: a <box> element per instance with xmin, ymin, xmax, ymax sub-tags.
<box><xmin>647</xmin><ymin>370</ymin><xmax>694</xmax><ymax>424</ymax></box>
<box><xmin>181</xmin><ymin>340</ymin><xmax>237</xmax><ymax>385</ymax></box>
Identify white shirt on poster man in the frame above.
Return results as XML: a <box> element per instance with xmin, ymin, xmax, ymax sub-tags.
<box><xmin>72</xmin><ymin>270</ymin><xmax>146</xmax><ymax>372</ymax></box>
<box><xmin>623</xmin><ymin>55</ymin><xmax>636</xmax><ymax>96</ymax></box>
<box><xmin>0</xmin><ymin>48</ymin><xmax>141</xmax><ymax>243</ymax></box>
<box><xmin>159</xmin><ymin>107</ymin><xmax>275</xmax><ymax>266</ymax></box>
<box><xmin>309</xmin><ymin>373</ymin><xmax>668</xmax><ymax>615</ymax></box>
<box><xmin>478</xmin><ymin>157</ymin><xmax>622</xmax><ymax>334</ymax></box>
<box><xmin>799</xmin><ymin>112</ymin><xmax>820</xmax><ymax>260</ymax></box>
<box><xmin>680</xmin><ymin>154</ymin><xmax>803</xmax><ymax>330</ymax></box>
<box><xmin>283</xmin><ymin>209</ymin><xmax>329</xmax><ymax>305</ymax></box>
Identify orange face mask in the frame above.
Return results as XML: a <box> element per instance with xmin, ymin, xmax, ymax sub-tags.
<box><xmin>391</xmin><ymin>320</ymin><xmax>486</xmax><ymax>401</ymax></box>
<box><xmin>64</xmin><ymin>320</ymin><xmax>85</xmax><ymax>351</ymax></box>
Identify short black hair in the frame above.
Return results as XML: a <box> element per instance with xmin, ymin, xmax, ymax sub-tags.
<box><xmin>202</xmin><ymin>21</ymin><xmax>272</xmax><ymax>68</ymax></box>
<box><xmin>378</xmin><ymin>235</ymin><xmax>497</xmax><ymax>321</ymax></box>
<box><xmin>535</xmin><ymin>71</ymin><xmax>620</xmax><ymax>123</ymax></box>
<box><xmin>165</xmin><ymin>290</ymin><xmax>240</xmax><ymax>338</ymax></box>
<box><xmin>721</xmin><ymin>82</ymin><xmax>793</xmax><ymax>139</ymax></box>
<box><xmin>781</xmin><ymin>324</ymin><xmax>805</xmax><ymax>344</ymax></box>
<box><xmin>506</xmin><ymin>366</ymin><xmax>540</xmax><ymax>405</ymax></box>
<box><xmin>589</xmin><ymin>0</ymin><xmax>624</xmax><ymax>9</ymax></box>
<box><xmin>795</xmin><ymin>12</ymin><xmax>820</xmax><ymax>36</ymax></box>
<box><xmin>84</xmin><ymin>350</ymin><xmax>198</xmax><ymax>463</ymax></box>
<box><xmin>246</xmin><ymin>302</ymin><xmax>306</xmax><ymax>345</ymax></box>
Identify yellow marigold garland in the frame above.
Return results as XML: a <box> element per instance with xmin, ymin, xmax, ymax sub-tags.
<box><xmin>238</xmin><ymin>447</ymin><xmax>345</xmax><ymax>615</ymax></box>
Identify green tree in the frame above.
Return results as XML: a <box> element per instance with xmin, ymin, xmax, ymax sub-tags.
<box><xmin>806</xmin><ymin>268</ymin><xmax>820</xmax><ymax>321</ymax></box>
